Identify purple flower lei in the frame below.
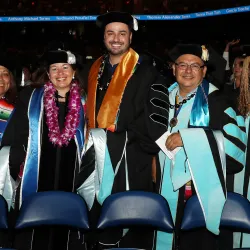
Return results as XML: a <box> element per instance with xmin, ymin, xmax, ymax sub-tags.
<box><xmin>44</xmin><ymin>80</ymin><xmax>81</xmax><ymax>147</ymax></box>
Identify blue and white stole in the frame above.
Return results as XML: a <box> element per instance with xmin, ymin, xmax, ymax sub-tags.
<box><xmin>156</xmin><ymin>80</ymin><xmax>227</xmax><ymax>250</ymax></box>
<box><xmin>234</xmin><ymin>116</ymin><xmax>250</xmax><ymax>248</ymax></box>
<box><xmin>20</xmin><ymin>87</ymin><xmax>85</xmax><ymax>207</ymax></box>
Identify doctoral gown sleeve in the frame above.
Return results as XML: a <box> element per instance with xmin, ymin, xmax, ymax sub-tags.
<box><xmin>208</xmin><ymin>91</ymin><xmax>246</xmax><ymax>174</ymax></box>
<box><xmin>2</xmin><ymin>87</ymin><xmax>34</xmax><ymax>180</ymax></box>
<box><xmin>117</xmin><ymin>64</ymin><xmax>169</xmax><ymax>155</ymax></box>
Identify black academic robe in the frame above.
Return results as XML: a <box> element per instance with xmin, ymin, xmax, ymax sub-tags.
<box><xmin>222</xmin><ymin>84</ymin><xmax>240</xmax><ymax>109</ymax></box>
<box><xmin>2</xmin><ymin>87</ymin><xmax>85</xmax><ymax>250</ymax></box>
<box><xmin>159</xmin><ymin>87</ymin><xmax>246</xmax><ymax>250</ymax></box>
<box><xmin>83</xmin><ymin>55</ymin><xmax>169</xmax><ymax>249</ymax></box>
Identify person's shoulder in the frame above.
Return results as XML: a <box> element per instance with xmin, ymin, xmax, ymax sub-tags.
<box><xmin>223</xmin><ymin>83</ymin><xmax>234</xmax><ymax>92</ymax></box>
<box><xmin>17</xmin><ymin>86</ymin><xmax>41</xmax><ymax>105</ymax></box>
<box><xmin>138</xmin><ymin>54</ymin><xmax>155</xmax><ymax>68</ymax></box>
<box><xmin>208</xmin><ymin>86</ymin><xmax>237</xmax><ymax>111</ymax></box>
<box><xmin>135</xmin><ymin>54</ymin><xmax>161</xmax><ymax>77</ymax></box>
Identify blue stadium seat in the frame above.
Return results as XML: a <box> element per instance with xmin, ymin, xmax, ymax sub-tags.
<box><xmin>0</xmin><ymin>195</ymin><xmax>8</xmax><ymax>230</ymax></box>
<box><xmin>0</xmin><ymin>195</ymin><xmax>16</xmax><ymax>249</ymax></box>
<box><xmin>181</xmin><ymin>192</ymin><xmax>250</xmax><ymax>232</ymax></box>
<box><xmin>15</xmin><ymin>191</ymin><xmax>89</xmax><ymax>230</ymax></box>
<box><xmin>97</xmin><ymin>191</ymin><xmax>174</xmax><ymax>233</ymax></box>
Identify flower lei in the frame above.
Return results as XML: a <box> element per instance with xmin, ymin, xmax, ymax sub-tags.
<box><xmin>43</xmin><ymin>80</ymin><xmax>81</xmax><ymax>147</ymax></box>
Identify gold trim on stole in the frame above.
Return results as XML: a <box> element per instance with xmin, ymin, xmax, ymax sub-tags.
<box><xmin>87</xmin><ymin>48</ymin><xmax>139</xmax><ymax>130</ymax></box>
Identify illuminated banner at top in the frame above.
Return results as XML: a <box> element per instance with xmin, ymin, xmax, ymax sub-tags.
<box><xmin>0</xmin><ymin>5</ymin><xmax>249</xmax><ymax>22</ymax></box>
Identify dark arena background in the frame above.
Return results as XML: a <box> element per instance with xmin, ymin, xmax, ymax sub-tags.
<box><xmin>1</xmin><ymin>0</ymin><xmax>250</xmax><ymax>84</ymax></box>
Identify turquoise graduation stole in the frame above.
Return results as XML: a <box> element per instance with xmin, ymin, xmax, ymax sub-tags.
<box><xmin>189</xmin><ymin>79</ymin><xmax>209</xmax><ymax>127</ymax></box>
<box><xmin>157</xmin><ymin>81</ymin><xmax>227</xmax><ymax>250</ymax></box>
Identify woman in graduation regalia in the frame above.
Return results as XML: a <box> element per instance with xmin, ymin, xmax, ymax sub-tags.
<box><xmin>156</xmin><ymin>44</ymin><xmax>246</xmax><ymax>250</ymax></box>
<box><xmin>233</xmin><ymin>56</ymin><xmax>250</xmax><ymax>248</ymax></box>
<box><xmin>1</xmin><ymin>50</ymin><xmax>86</xmax><ymax>250</ymax></box>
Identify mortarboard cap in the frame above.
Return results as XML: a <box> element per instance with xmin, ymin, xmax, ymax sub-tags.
<box><xmin>169</xmin><ymin>44</ymin><xmax>226</xmax><ymax>88</ymax></box>
<box><xmin>169</xmin><ymin>44</ymin><xmax>209</xmax><ymax>63</ymax></box>
<box><xmin>39</xmin><ymin>49</ymin><xmax>82</xmax><ymax>68</ymax></box>
<box><xmin>39</xmin><ymin>49</ymin><xmax>84</xmax><ymax>70</ymax></box>
<box><xmin>96</xmin><ymin>11</ymin><xmax>138</xmax><ymax>31</ymax></box>
<box><xmin>46</xmin><ymin>50</ymin><xmax>76</xmax><ymax>65</ymax></box>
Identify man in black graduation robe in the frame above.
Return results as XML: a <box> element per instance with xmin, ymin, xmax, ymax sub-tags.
<box><xmin>155</xmin><ymin>44</ymin><xmax>246</xmax><ymax>250</ymax></box>
<box><xmin>80</xmin><ymin>12</ymin><xmax>169</xmax><ymax>249</ymax></box>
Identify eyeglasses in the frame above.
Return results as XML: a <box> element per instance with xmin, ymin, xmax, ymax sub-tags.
<box><xmin>175</xmin><ymin>62</ymin><xmax>205</xmax><ymax>72</ymax></box>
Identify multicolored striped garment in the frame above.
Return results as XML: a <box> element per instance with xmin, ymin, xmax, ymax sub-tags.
<box><xmin>0</xmin><ymin>99</ymin><xmax>14</xmax><ymax>142</ymax></box>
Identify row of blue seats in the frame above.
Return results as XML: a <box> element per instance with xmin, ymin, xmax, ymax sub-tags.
<box><xmin>1</xmin><ymin>191</ymin><xmax>250</xmax><ymax>250</ymax></box>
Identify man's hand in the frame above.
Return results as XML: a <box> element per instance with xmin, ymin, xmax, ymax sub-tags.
<box><xmin>165</xmin><ymin>132</ymin><xmax>183</xmax><ymax>151</ymax></box>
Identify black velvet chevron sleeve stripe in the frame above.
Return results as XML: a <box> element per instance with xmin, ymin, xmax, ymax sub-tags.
<box><xmin>145</xmin><ymin>79</ymin><xmax>170</xmax><ymax>142</ymax></box>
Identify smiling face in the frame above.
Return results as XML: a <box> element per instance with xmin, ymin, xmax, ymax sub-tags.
<box><xmin>233</xmin><ymin>57</ymin><xmax>244</xmax><ymax>78</ymax></box>
<box><xmin>104</xmin><ymin>22</ymin><xmax>132</xmax><ymax>59</ymax></box>
<box><xmin>48</xmin><ymin>63</ymin><xmax>75</xmax><ymax>94</ymax></box>
<box><xmin>0</xmin><ymin>66</ymin><xmax>11</xmax><ymax>98</ymax></box>
<box><xmin>173</xmin><ymin>54</ymin><xmax>207</xmax><ymax>95</ymax></box>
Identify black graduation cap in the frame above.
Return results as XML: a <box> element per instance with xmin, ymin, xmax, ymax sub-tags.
<box><xmin>168</xmin><ymin>44</ymin><xmax>209</xmax><ymax>63</ymax></box>
<box><xmin>169</xmin><ymin>44</ymin><xmax>226</xmax><ymax>89</ymax></box>
<box><xmin>46</xmin><ymin>50</ymin><xmax>70</xmax><ymax>65</ymax></box>
<box><xmin>40</xmin><ymin>49</ymin><xmax>77</xmax><ymax>66</ymax></box>
<box><xmin>38</xmin><ymin>49</ymin><xmax>84</xmax><ymax>71</ymax></box>
<box><xmin>96</xmin><ymin>11</ymin><xmax>138</xmax><ymax>31</ymax></box>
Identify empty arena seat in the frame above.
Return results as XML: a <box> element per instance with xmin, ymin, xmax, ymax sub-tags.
<box><xmin>15</xmin><ymin>191</ymin><xmax>89</xmax><ymax>230</ymax></box>
<box><xmin>181</xmin><ymin>192</ymin><xmax>250</xmax><ymax>232</ymax></box>
<box><xmin>97</xmin><ymin>191</ymin><xmax>174</xmax><ymax>233</ymax></box>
